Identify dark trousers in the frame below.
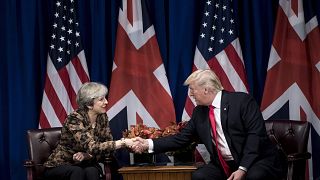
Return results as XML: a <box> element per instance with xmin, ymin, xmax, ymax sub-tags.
<box><xmin>192</xmin><ymin>155</ymin><xmax>285</xmax><ymax>180</ymax></box>
<box><xmin>191</xmin><ymin>161</ymin><xmax>236</xmax><ymax>180</ymax></box>
<box><xmin>44</xmin><ymin>164</ymin><xmax>101</xmax><ymax>180</ymax></box>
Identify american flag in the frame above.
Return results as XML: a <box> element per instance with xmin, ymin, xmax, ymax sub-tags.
<box><xmin>261</xmin><ymin>0</ymin><xmax>320</xmax><ymax>179</ymax></box>
<box><xmin>182</xmin><ymin>0</ymin><xmax>248</xmax><ymax>163</ymax></box>
<box><xmin>107</xmin><ymin>0</ymin><xmax>175</xmax><ymax>144</ymax></box>
<box><xmin>39</xmin><ymin>0</ymin><xmax>89</xmax><ymax>128</ymax></box>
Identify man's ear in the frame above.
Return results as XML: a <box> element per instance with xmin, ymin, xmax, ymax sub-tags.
<box><xmin>204</xmin><ymin>88</ymin><xmax>208</xmax><ymax>94</ymax></box>
<box><xmin>87</xmin><ymin>105</ymin><xmax>93</xmax><ymax>110</ymax></box>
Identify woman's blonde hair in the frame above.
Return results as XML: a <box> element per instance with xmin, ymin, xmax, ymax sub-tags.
<box><xmin>184</xmin><ymin>69</ymin><xmax>223</xmax><ymax>92</ymax></box>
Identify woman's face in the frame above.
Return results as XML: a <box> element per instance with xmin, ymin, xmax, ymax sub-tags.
<box><xmin>91</xmin><ymin>95</ymin><xmax>108</xmax><ymax>114</ymax></box>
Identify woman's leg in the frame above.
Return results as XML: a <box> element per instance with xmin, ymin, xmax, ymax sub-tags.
<box><xmin>84</xmin><ymin>166</ymin><xmax>100</xmax><ymax>180</ymax></box>
<box><xmin>44</xmin><ymin>165</ymin><xmax>85</xmax><ymax>180</ymax></box>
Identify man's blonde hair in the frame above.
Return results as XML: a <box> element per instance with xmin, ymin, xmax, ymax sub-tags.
<box><xmin>184</xmin><ymin>69</ymin><xmax>224</xmax><ymax>92</ymax></box>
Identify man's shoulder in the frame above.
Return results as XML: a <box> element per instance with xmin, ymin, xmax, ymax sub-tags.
<box><xmin>193</xmin><ymin>105</ymin><xmax>208</xmax><ymax>114</ymax></box>
<box><xmin>222</xmin><ymin>90</ymin><xmax>251</xmax><ymax>99</ymax></box>
<box><xmin>222</xmin><ymin>91</ymin><xmax>257</xmax><ymax>106</ymax></box>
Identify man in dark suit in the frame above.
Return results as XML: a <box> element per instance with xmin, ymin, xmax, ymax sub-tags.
<box><xmin>132</xmin><ymin>69</ymin><xmax>286</xmax><ymax>180</ymax></box>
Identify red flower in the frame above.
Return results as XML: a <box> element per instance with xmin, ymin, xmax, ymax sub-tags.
<box><xmin>122</xmin><ymin>121</ymin><xmax>189</xmax><ymax>139</ymax></box>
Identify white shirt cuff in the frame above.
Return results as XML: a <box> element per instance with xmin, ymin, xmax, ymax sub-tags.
<box><xmin>238</xmin><ymin>166</ymin><xmax>247</xmax><ymax>172</ymax></box>
<box><xmin>147</xmin><ymin>139</ymin><xmax>154</xmax><ymax>153</ymax></box>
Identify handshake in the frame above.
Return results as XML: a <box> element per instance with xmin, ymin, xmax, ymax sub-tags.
<box><xmin>116</xmin><ymin>137</ymin><xmax>150</xmax><ymax>153</ymax></box>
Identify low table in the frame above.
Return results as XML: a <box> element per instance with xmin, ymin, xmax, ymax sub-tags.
<box><xmin>118</xmin><ymin>165</ymin><xmax>197</xmax><ymax>180</ymax></box>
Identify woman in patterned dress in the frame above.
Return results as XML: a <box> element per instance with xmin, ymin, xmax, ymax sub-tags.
<box><xmin>44</xmin><ymin>82</ymin><xmax>132</xmax><ymax>180</ymax></box>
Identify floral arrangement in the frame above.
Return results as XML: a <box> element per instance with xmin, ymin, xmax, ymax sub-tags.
<box><xmin>122</xmin><ymin>121</ymin><xmax>188</xmax><ymax>139</ymax></box>
<box><xmin>122</xmin><ymin>121</ymin><xmax>196</xmax><ymax>164</ymax></box>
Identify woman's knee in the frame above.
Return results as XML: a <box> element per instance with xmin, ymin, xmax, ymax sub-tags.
<box><xmin>84</xmin><ymin>166</ymin><xmax>100</xmax><ymax>180</ymax></box>
<box><xmin>68</xmin><ymin>166</ymin><xmax>85</xmax><ymax>180</ymax></box>
<box><xmin>69</xmin><ymin>166</ymin><xmax>84</xmax><ymax>173</ymax></box>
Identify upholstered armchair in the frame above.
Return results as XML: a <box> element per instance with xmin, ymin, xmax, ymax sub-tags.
<box><xmin>265</xmin><ymin>120</ymin><xmax>311</xmax><ymax>180</ymax></box>
<box><xmin>24</xmin><ymin>127</ymin><xmax>114</xmax><ymax>180</ymax></box>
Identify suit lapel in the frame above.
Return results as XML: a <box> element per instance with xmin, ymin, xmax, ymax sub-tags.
<box><xmin>220</xmin><ymin>91</ymin><xmax>228</xmax><ymax>133</ymax></box>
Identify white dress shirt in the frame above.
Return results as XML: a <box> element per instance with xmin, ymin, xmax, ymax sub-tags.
<box><xmin>211</xmin><ymin>91</ymin><xmax>233</xmax><ymax>161</ymax></box>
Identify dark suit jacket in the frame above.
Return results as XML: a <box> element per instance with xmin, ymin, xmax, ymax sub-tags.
<box><xmin>153</xmin><ymin>91</ymin><xmax>278</xmax><ymax>170</ymax></box>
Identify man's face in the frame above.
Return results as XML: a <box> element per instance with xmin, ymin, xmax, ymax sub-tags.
<box><xmin>189</xmin><ymin>82</ymin><xmax>207</xmax><ymax>105</ymax></box>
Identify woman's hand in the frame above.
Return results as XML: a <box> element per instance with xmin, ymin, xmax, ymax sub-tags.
<box><xmin>73</xmin><ymin>152</ymin><xmax>92</xmax><ymax>162</ymax></box>
<box><xmin>115</xmin><ymin>138</ymin><xmax>134</xmax><ymax>149</ymax></box>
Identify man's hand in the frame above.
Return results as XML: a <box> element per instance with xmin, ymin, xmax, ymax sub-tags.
<box><xmin>73</xmin><ymin>152</ymin><xmax>92</xmax><ymax>162</ymax></box>
<box><xmin>227</xmin><ymin>169</ymin><xmax>246</xmax><ymax>180</ymax></box>
<box><xmin>131</xmin><ymin>137</ymin><xmax>149</xmax><ymax>153</ymax></box>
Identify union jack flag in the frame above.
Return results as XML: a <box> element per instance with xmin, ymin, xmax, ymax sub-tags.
<box><xmin>182</xmin><ymin>0</ymin><xmax>248</xmax><ymax>163</ymax></box>
<box><xmin>39</xmin><ymin>0</ymin><xmax>90</xmax><ymax>128</ymax></box>
<box><xmin>107</xmin><ymin>0</ymin><xmax>176</xmax><ymax>163</ymax></box>
<box><xmin>261</xmin><ymin>0</ymin><xmax>320</xmax><ymax>179</ymax></box>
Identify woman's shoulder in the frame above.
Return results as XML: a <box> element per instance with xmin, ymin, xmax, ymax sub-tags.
<box><xmin>63</xmin><ymin>110</ymin><xmax>87</xmax><ymax>128</ymax></box>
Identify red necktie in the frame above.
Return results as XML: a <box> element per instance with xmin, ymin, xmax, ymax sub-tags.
<box><xmin>209</xmin><ymin>105</ymin><xmax>231</xmax><ymax>176</ymax></box>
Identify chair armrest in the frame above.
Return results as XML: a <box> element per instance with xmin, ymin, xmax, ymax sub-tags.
<box><xmin>24</xmin><ymin>160</ymin><xmax>35</xmax><ymax>167</ymax></box>
<box><xmin>286</xmin><ymin>152</ymin><xmax>311</xmax><ymax>180</ymax></box>
<box><xmin>287</xmin><ymin>152</ymin><xmax>311</xmax><ymax>161</ymax></box>
<box><xmin>24</xmin><ymin>160</ymin><xmax>35</xmax><ymax>180</ymax></box>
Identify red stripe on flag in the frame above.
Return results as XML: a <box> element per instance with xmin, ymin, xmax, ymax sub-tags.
<box><xmin>136</xmin><ymin>113</ymin><xmax>143</xmax><ymax>125</ymax></box>
<box><xmin>183</xmin><ymin>65</ymin><xmax>198</xmax><ymax>117</ymax></box>
<box><xmin>39</xmin><ymin>109</ymin><xmax>52</xmax><ymax>128</ymax></box>
<box><xmin>207</xmin><ymin>57</ymin><xmax>235</xmax><ymax>92</ymax></box>
<box><xmin>127</xmin><ymin>0</ymin><xmax>133</xmax><ymax>26</ymax></box>
<box><xmin>194</xmin><ymin>147</ymin><xmax>205</xmax><ymax>162</ymax></box>
<box><xmin>44</xmin><ymin>74</ymin><xmax>68</xmax><ymax>124</ymax></box>
<box><xmin>308</xmin><ymin>27</ymin><xmax>320</xmax><ymax>63</ymax></box>
<box><xmin>224</xmin><ymin>43</ymin><xmax>249</xmax><ymax>90</ymax></box>
<box><xmin>192</xmin><ymin>64</ymin><xmax>198</xmax><ymax>72</ymax></box>
<box><xmin>58</xmin><ymin>67</ymin><xmax>78</xmax><ymax>110</ymax></box>
<box><xmin>184</xmin><ymin>97</ymin><xmax>195</xmax><ymax>117</ymax></box>
<box><xmin>291</xmin><ymin>0</ymin><xmax>298</xmax><ymax>16</ymax></box>
<box><xmin>71</xmin><ymin>56</ymin><xmax>89</xmax><ymax>83</ymax></box>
